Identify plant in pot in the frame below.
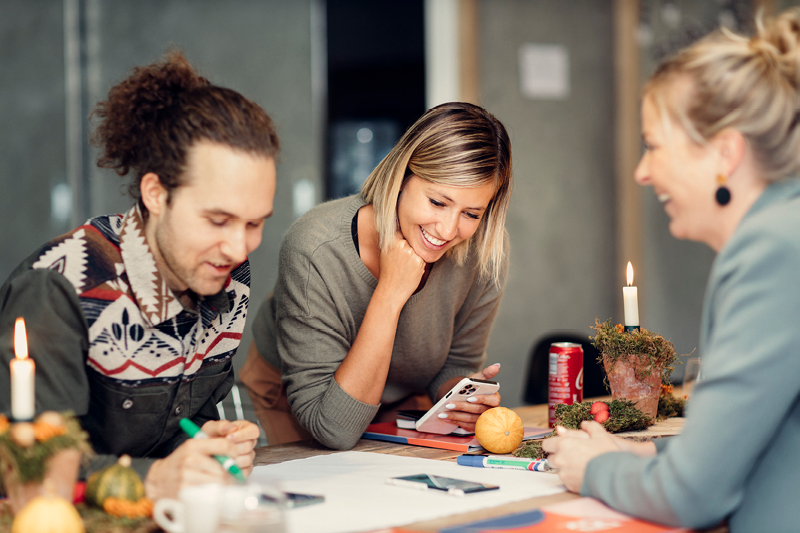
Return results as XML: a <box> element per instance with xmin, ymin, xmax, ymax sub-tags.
<box><xmin>590</xmin><ymin>319</ymin><xmax>678</xmax><ymax>417</ymax></box>
<box><xmin>0</xmin><ymin>411</ymin><xmax>92</xmax><ymax>515</ymax></box>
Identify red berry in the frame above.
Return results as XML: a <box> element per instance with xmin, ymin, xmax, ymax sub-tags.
<box><xmin>72</xmin><ymin>481</ymin><xmax>86</xmax><ymax>504</ymax></box>
<box><xmin>590</xmin><ymin>401</ymin><xmax>609</xmax><ymax>415</ymax></box>
<box><xmin>594</xmin><ymin>410</ymin><xmax>610</xmax><ymax>423</ymax></box>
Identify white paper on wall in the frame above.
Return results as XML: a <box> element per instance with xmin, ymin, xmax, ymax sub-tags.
<box><xmin>518</xmin><ymin>43</ymin><xmax>570</xmax><ymax>100</ymax></box>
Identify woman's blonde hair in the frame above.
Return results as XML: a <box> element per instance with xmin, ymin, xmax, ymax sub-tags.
<box><xmin>645</xmin><ymin>8</ymin><xmax>800</xmax><ymax>181</ymax></box>
<box><xmin>361</xmin><ymin>102</ymin><xmax>512</xmax><ymax>285</ymax></box>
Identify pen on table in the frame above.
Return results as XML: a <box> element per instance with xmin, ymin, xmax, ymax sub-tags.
<box><xmin>179</xmin><ymin>418</ymin><xmax>246</xmax><ymax>482</ymax></box>
<box><xmin>456</xmin><ymin>454</ymin><xmax>554</xmax><ymax>472</ymax></box>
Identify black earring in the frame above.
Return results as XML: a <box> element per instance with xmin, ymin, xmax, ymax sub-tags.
<box><xmin>715</xmin><ymin>174</ymin><xmax>731</xmax><ymax>206</ymax></box>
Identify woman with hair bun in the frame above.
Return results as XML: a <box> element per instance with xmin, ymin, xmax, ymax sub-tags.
<box><xmin>0</xmin><ymin>50</ymin><xmax>279</xmax><ymax>498</ymax></box>
<box><xmin>543</xmin><ymin>9</ymin><xmax>800</xmax><ymax>531</ymax></box>
<box><xmin>241</xmin><ymin>102</ymin><xmax>512</xmax><ymax>450</ymax></box>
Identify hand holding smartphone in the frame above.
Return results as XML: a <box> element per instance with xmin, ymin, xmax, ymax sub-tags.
<box><xmin>414</xmin><ymin>377</ymin><xmax>499</xmax><ymax>435</ymax></box>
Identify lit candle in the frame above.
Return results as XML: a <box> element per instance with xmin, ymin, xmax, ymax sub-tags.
<box><xmin>10</xmin><ymin>317</ymin><xmax>35</xmax><ymax>420</ymax></box>
<box><xmin>623</xmin><ymin>262</ymin><xmax>639</xmax><ymax>332</ymax></box>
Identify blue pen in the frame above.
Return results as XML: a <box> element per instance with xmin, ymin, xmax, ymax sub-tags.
<box><xmin>457</xmin><ymin>454</ymin><xmax>554</xmax><ymax>472</ymax></box>
<box><xmin>179</xmin><ymin>418</ymin><xmax>246</xmax><ymax>482</ymax></box>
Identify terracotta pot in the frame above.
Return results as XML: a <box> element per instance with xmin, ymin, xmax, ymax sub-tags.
<box><xmin>602</xmin><ymin>354</ymin><xmax>662</xmax><ymax>418</ymax></box>
<box><xmin>1</xmin><ymin>448</ymin><xmax>81</xmax><ymax>515</ymax></box>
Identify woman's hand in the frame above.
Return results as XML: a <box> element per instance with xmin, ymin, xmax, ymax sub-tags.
<box><xmin>374</xmin><ymin>231</ymin><xmax>426</xmax><ymax>306</ymax></box>
<box><xmin>435</xmin><ymin>363</ymin><xmax>503</xmax><ymax>433</ymax></box>
<box><xmin>542</xmin><ymin>421</ymin><xmax>629</xmax><ymax>492</ymax></box>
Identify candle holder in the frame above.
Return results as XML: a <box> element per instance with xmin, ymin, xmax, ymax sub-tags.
<box><xmin>590</xmin><ymin>319</ymin><xmax>678</xmax><ymax>417</ymax></box>
<box><xmin>0</xmin><ymin>411</ymin><xmax>92</xmax><ymax>515</ymax></box>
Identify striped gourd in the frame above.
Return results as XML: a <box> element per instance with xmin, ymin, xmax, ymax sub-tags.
<box><xmin>84</xmin><ymin>455</ymin><xmax>145</xmax><ymax>508</ymax></box>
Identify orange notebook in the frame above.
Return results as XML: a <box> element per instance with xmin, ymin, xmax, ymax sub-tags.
<box><xmin>438</xmin><ymin>497</ymin><xmax>693</xmax><ymax>532</ymax></box>
<box><xmin>361</xmin><ymin>422</ymin><xmax>551</xmax><ymax>452</ymax></box>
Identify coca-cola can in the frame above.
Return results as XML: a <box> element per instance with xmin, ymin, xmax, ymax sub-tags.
<box><xmin>548</xmin><ymin>342</ymin><xmax>584</xmax><ymax>428</ymax></box>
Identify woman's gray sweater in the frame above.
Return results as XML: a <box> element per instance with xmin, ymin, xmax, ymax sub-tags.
<box><xmin>252</xmin><ymin>195</ymin><xmax>508</xmax><ymax>450</ymax></box>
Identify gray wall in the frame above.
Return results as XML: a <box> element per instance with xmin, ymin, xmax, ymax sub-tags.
<box><xmin>0</xmin><ymin>1</ymin><xmax>71</xmax><ymax>279</ymax></box>
<box><xmin>84</xmin><ymin>0</ymin><xmax>322</xmax><ymax>370</ymax></box>
<box><xmin>480</xmin><ymin>0</ymin><xmax>617</xmax><ymax>407</ymax></box>
<box><xmin>0</xmin><ymin>0</ymin><xmax>322</xmax><ymax>374</ymax></box>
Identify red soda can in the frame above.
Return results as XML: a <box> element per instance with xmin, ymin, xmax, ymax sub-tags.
<box><xmin>548</xmin><ymin>342</ymin><xmax>584</xmax><ymax>427</ymax></box>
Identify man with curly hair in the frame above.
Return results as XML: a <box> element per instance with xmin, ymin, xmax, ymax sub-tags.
<box><xmin>0</xmin><ymin>51</ymin><xmax>279</xmax><ymax>499</ymax></box>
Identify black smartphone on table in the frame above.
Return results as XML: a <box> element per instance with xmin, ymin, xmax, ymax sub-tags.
<box><xmin>260</xmin><ymin>491</ymin><xmax>325</xmax><ymax>508</ymax></box>
<box><xmin>284</xmin><ymin>492</ymin><xmax>325</xmax><ymax>508</ymax></box>
<box><xmin>386</xmin><ymin>474</ymin><xmax>499</xmax><ymax>496</ymax></box>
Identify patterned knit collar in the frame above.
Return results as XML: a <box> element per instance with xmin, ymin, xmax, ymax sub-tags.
<box><xmin>117</xmin><ymin>205</ymin><xmax>231</xmax><ymax>327</ymax></box>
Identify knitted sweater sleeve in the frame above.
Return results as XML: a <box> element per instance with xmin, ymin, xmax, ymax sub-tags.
<box><xmin>276</xmin><ymin>234</ymin><xmax>380</xmax><ymax>450</ymax></box>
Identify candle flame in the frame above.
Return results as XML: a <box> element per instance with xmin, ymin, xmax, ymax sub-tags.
<box><xmin>14</xmin><ymin>317</ymin><xmax>28</xmax><ymax>360</ymax></box>
<box><xmin>627</xmin><ymin>262</ymin><xmax>634</xmax><ymax>286</ymax></box>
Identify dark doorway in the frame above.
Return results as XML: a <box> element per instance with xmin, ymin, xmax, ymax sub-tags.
<box><xmin>326</xmin><ymin>0</ymin><xmax>426</xmax><ymax>199</ymax></box>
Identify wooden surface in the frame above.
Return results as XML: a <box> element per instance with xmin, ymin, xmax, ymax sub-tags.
<box><xmin>253</xmin><ymin>403</ymin><xmax>688</xmax><ymax>532</ymax></box>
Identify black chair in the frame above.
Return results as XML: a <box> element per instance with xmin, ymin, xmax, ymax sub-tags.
<box><xmin>523</xmin><ymin>331</ymin><xmax>607</xmax><ymax>405</ymax></box>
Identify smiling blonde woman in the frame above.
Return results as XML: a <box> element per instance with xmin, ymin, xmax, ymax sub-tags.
<box><xmin>241</xmin><ymin>102</ymin><xmax>513</xmax><ymax>449</ymax></box>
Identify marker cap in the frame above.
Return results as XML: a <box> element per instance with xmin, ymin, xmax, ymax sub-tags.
<box><xmin>456</xmin><ymin>455</ymin><xmax>485</xmax><ymax>467</ymax></box>
<box><xmin>179</xmin><ymin>418</ymin><xmax>202</xmax><ymax>438</ymax></box>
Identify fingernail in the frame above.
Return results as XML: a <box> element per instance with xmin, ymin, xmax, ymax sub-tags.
<box><xmin>445</xmin><ymin>403</ymin><xmax>456</xmax><ymax>409</ymax></box>
<box><xmin>492</xmin><ymin>363</ymin><xmax>501</xmax><ymax>367</ymax></box>
<box><xmin>437</xmin><ymin>413</ymin><xmax>448</xmax><ymax>419</ymax></box>
<box><xmin>467</xmin><ymin>397</ymin><xmax>478</xmax><ymax>403</ymax></box>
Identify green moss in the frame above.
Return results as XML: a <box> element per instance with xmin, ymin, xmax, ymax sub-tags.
<box><xmin>657</xmin><ymin>392</ymin><xmax>687</xmax><ymax>419</ymax></box>
<box><xmin>553</xmin><ymin>399</ymin><xmax>654</xmax><ymax>432</ymax></box>
<box><xmin>513</xmin><ymin>439</ymin><xmax>548</xmax><ymax>460</ymax></box>
<box><xmin>591</xmin><ymin>318</ymin><xmax>679</xmax><ymax>386</ymax></box>
<box><xmin>512</xmin><ymin>399</ymin><xmax>655</xmax><ymax>459</ymax></box>
<box><xmin>0</xmin><ymin>412</ymin><xmax>92</xmax><ymax>484</ymax></box>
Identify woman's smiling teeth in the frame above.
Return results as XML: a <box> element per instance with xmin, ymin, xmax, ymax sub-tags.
<box><xmin>421</xmin><ymin>227</ymin><xmax>447</xmax><ymax>246</ymax></box>
<box><xmin>657</xmin><ymin>193</ymin><xmax>671</xmax><ymax>203</ymax></box>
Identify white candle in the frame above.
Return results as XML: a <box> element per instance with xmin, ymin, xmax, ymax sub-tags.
<box><xmin>10</xmin><ymin>317</ymin><xmax>35</xmax><ymax>420</ymax></box>
<box><xmin>623</xmin><ymin>262</ymin><xmax>640</xmax><ymax>329</ymax></box>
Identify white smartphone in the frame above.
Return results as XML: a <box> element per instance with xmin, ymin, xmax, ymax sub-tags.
<box><xmin>415</xmin><ymin>377</ymin><xmax>500</xmax><ymax>435</ymax></box>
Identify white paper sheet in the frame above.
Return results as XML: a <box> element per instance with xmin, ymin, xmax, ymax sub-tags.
<box><xmin>249</xmin><ymin>451</ymin><xmax>566</xmax><ymax>533</ymax></box>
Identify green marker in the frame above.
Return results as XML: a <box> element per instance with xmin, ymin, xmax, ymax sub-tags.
<box><xmin>179</xmin><ymin>418</ymin><xmax>246</xmax><ymax>482</ymax></box>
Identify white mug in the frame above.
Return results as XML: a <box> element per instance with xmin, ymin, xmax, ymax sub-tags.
<box><xmin>218</xmin><ymin>483</ymin><xmax>286</xmax><ymax>533</ymax></box>
<box><xmin>153</xmin><ymin>483</ymin><xmax>223</xmax><ymax>533</ymax></box>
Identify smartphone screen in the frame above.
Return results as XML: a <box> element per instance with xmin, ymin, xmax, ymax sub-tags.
<box><xmin>259</xmin><ymin>491</ymin><xmax>325</xmax><ymax>508</ymax></box>
<box><xmin>284</xmin><ymin>492</ymin><xmax>325</xmax><ymax>508</ymax></box>
<box><xmin>388</xmin><ymin>474</ymin><xmax>499</xmax><ymax>495</ymax></box>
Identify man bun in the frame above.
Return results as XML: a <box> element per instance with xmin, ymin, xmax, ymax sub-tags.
<box><xmin>756</xmin><ymin>8</ymin><xmax>800</xmax><ymax>90</ymax></box>
<box><xmin>91</xmin><ymin>50</ymin><xmax>279</xmax><ymax>204</ymax></box>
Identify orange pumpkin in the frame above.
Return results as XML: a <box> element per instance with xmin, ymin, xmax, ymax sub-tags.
<box><xmin>475</xmin><ymin>407</ymin><xmax>525</xmax><ymax>454</ymax></box>
<box><xmin>103</xmin><ymin>496</ymin><xmax>154</xmax><ymax>518</ymax></box>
